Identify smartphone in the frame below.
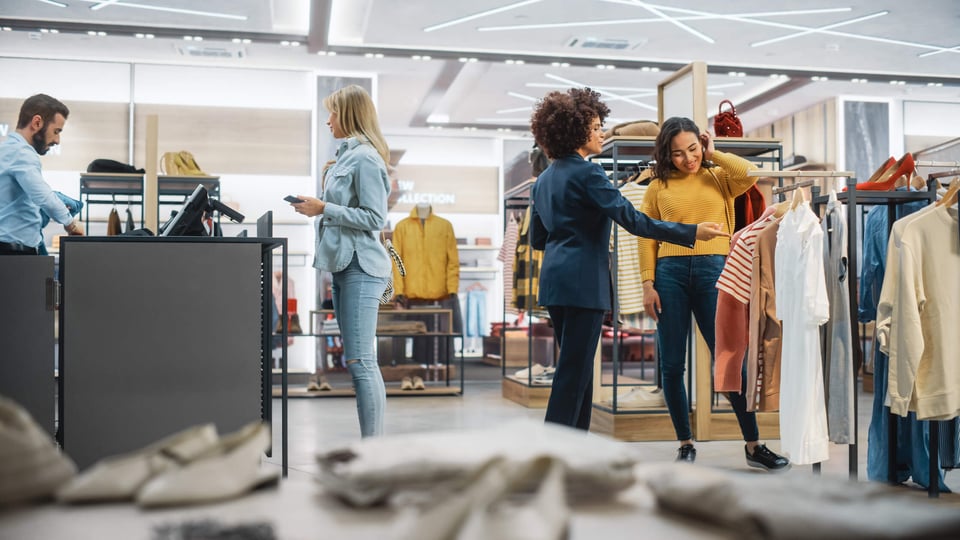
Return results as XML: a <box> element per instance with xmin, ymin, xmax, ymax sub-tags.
<box><xmin>284</xmin><ymin>195</ymin><xmax>304</xmax><ymax>204</ymax></box>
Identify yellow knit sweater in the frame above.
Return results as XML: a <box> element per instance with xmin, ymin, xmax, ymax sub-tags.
<box><xmin>639</xmin><ymin>151</ymin><xmax>758</xmax><ymax>282</ymax></box>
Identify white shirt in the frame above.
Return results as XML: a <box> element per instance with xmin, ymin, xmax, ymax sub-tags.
<box><xmin>775</xmin><ymin>202</ymin><xmax>830</xmax><ymax>465</ymax></box>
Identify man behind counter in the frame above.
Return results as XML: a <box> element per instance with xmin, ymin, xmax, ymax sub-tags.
<box><xmin>0</xmin><ymin>93</ymin><xmax>84</xmax><ymax>255</ymax></box>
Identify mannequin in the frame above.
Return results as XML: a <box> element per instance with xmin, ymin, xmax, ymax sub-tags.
<box><xmin>416</xmin><ymin>203</ymin><xmax>431</xmax><ymax>220</ymax></box>
<box><xmin>391</xmin><ymin>204</ymin><xmax>462</xmax><ymax>365</ymax></box>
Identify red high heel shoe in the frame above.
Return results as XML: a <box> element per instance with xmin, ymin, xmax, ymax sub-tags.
<box><xmin>844</xmin><ymin>156</ymin><xmax>894</xmax><ymax>191</ymax></box>
<box><xmin>852</xmin><ymin>153</ymin><xmax>915</xmax><ymax>191</ymax></box>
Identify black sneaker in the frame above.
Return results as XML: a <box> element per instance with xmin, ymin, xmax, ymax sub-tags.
<box><xmin>675</xmin><ymin>444</ymin><xmax>696</xmax><ymax>463</ymax></box>
<box><xmin>745</xmin><ymin>444</ymin><xmax>790</xmax><ymax>472</ymax></box>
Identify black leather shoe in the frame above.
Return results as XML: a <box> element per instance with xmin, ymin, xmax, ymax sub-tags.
<box><xmin>675</xmin><ymin>444</ymin><xmax>696</xmax><ymax>463</ymax></box>
<box><xmin>745</xmin><ymin>444</ymin><xmax>790</xmax><ymax>472</ymax></box>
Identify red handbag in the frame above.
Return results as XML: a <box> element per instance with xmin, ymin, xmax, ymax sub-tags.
<box><xmin>714</xmin><ymin>100</ymin><xmax>743</xmax><ymax>137</ymax></box>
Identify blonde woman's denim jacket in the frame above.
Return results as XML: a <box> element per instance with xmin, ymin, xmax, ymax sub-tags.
<box><xmin>313</xmin><ymin>137</ymin><xmax>392</xmax><ymax>277</ymax></box>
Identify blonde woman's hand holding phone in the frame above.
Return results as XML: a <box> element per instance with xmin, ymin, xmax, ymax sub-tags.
<box><xmin>291</xmin><ymin>195</ymin><xmax>325</xmax><ymax>217</ymax></box>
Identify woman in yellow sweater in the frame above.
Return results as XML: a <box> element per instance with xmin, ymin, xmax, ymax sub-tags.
<box><xmin>640</xmin><ymin>117</ymin><xmax>789</xmax><ymax>471</ymax></box>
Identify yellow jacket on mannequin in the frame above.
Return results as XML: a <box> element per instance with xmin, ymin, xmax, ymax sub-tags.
<box><xmin>391</xmin><ymin>204</ymin><xmax>459</xmax><ymax>300</ymax></box>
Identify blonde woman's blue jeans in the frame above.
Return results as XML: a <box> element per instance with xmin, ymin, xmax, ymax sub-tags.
<box><xmin>332</xmin><ymin>253</ymin><xmax>388</xmax><ymax>437</ymax></box>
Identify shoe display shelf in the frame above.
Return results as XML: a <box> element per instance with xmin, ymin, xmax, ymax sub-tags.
<box><xmin>78</xmin><ymin>173</ymin><xmax>220</xmax><ymax>235</ymax></box>
<box><xmin>588</xmin><ymin>135</ymin><xmax>784</xmax><ymax>442</ymax></box>
<box><xmin>271</xmin><ymin>307</ymin><xmax>465</xmax><ymax>398</ymax></box>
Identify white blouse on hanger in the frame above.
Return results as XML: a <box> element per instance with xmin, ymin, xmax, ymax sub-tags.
<box><xmin>775</xmin><ymin>201</ymin><xmax>831</xmax><ymax>465</ymax></box>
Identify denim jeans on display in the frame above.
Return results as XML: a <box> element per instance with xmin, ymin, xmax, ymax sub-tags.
<box><xmin>655</xmin><ymin>255</ymin><xmax>759</xmax><ymax>442</ymax></box>
<box><xmin>465</xmin><ymin>290</ymin><xmax>487</xmax><ymax>337</ymax></box>
<box><xmin>332</xmin><ymin>253</ymin><xmax>388</xmax><ymax>437</ymax></box>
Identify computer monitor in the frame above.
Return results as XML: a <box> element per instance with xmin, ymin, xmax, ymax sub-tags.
<box><xmin>159</xmin><ymin>184</ymin><xmax>210</xmax><ymax>237</ymax></box>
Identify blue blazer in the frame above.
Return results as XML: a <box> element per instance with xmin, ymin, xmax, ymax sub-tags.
<box><xmin>530</xmin><ymin>154</ymin><xmax>696</xmax><ymax>310</ymax></box>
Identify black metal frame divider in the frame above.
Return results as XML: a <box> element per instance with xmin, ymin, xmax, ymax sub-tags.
<box><xmin>78</xmin><ymin>173</ymin><xmax>221</xmax><ymax>232</ymax></box>
<box><xmin>500</xmin><ymin>179</ymin><xmax>546</xmax><ymax>388</ymax></box>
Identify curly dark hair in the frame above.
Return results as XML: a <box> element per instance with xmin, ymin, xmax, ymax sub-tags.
<box><xmin>651</xmin><ymin>116</ymin><xmax>715</xmax><ymax>186</ymax></box>
<box><xmin>530</xmin><ymin>88</ymin><xmax>610</xmax><ymax>159</ymax></box>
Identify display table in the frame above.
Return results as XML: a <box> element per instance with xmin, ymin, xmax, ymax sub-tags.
<box><xmin>0</xmin><ymin>469</ymin><xmax>731</xmax><ymax>540</ymax></box>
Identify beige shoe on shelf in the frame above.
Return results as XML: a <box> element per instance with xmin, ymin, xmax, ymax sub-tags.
<box><xmin>136</xmin><ymin>421</ymin><xmax>277</xmax><ymax>508</ymax></box>
<box><xmin>412</xmin><ymin>376</ymin><xmax>425</xmax><ymax>390</ymax></box>
<box><xmin>57</xmin><ymin>423</ymin><xmax>219</xmax><ymax>503</ymax></box>
<box><xmin>400</xmin><ymin>377</ymin><xmax>414</xmax><ymax>391</ymax></box>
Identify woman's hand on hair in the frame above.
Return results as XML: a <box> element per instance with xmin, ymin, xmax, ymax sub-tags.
<box><xmin>700</xmin><ymin>132</ymin><xmax>715</xmax><ymax>161</ymax></box>
<box><xmin>695</xmin><ymin>222</ymin><xmax>728</xmax><ymax>241</ymax></box>
<box><xmin>291</xmin><ymin>196</ymin><xmax>325</xmax><ymax>217</ymax></box>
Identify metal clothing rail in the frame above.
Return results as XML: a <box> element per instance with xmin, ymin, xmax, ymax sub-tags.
<box><xmin>748</xmin><ymin>170</ymin><xmax>855</xmax><ymax>178</ymax></box>
<box><xmin>915</xmin><ymin>160</ymin><xmax>960</xmax><ymax>168</ymax></box>
<box><xmin>771</xmin><ymin>179</ymin><xmax>815</xmax><ymax>195</ymax></box>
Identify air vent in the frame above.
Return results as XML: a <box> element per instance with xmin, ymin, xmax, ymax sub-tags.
<box><xmin>175</xmin><ymin>44</ymin><xmax>246</xmax><ymax>59</ymax></box>
<box><xmin>565</xmin><ymin>37</ymin><xmax>643</xmax><ymax>50</ymax></box>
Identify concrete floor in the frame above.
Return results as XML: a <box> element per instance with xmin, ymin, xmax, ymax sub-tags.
<box><xmin>266</xmin><ymin>363</ymin><xmax>960</xmax><ymax>500</ymax></box>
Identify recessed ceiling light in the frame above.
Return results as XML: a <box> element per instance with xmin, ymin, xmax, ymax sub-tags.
<box><xmin>327</xmin><ymin>51</ymin><xmax>336</xmax><ymax>56</ymax></box>
<box><xmin>458</xmin><ymin>57</ymin><xmax>468</xmax><ymax>62</ymax></box>
<box><xmin>1</xmin><ymin>27</ymin><xmax>12</xmax><ymax>32</ymax></box>
<box><xmin>927</xmin><ymin>82</ymin><xmax>943</xmax><ymax>87</ymax></box>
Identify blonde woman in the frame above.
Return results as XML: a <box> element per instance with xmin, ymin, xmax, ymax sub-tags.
<box><xmin>291</xmin><ymin>85</ymin><xmax>391</xmax><ymax>437</ymax></box>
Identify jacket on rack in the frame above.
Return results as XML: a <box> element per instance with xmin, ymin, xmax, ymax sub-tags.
<box><xmin>514</xmin><ymin>205</ymin><xmax>546</xmax><ymax>314</ymax></box>
<box><xmin>392</xmin><ymin>207</ymin><xmax>459</xmax><ymax>301</ymax></box>
<box><xmin>714</xmin><ymin>206</ymin><xmax>777</xmax><ymax>393</ymax></box>
<box><xmin>746</xmin><ymin>217</ymin><xmax>783</xmax><ymax>412</ymax></box>
<box><xmin>821</xmin><ymin>197</ymin><xmax>854</xmax><ymax>444</ymax></box>
<box><xmin>610</xmin><ymin>181</ymin><xmax>649</xmax><ymax>315</ymax></box>
<box><xmin>881</xmin><ymin>205</ymin><xmax>960</xmax><ymax>420</ymax></box>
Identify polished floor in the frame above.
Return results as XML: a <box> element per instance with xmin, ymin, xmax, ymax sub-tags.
<box><xmin>266</xmin><ymin>362</ymin><xmax>960</xmax><ymax>499</ymax></box>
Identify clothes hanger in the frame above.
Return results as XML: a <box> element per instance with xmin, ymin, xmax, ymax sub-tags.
<box><xmin>789</xmin><ymin>185</ymin><xmax>805</xmax><ymax>210</ymax></box>
<box><xmin>936</xmin><ymin>177</ymin><xmax>959</xmax><ymax>207</ymax></box>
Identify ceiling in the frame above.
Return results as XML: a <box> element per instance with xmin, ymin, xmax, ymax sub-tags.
<box><xmin>1</xmin><ymin>0</ymin><xmax>959</xmax><ymax>135</ymax></box>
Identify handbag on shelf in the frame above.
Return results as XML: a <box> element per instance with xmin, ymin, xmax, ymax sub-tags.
<box><xmin>160</xmin><ymin>150</ymin><xmax>208</xmax><ymax>176</ymax></box>
<box><xmin>714</xmin><ymin>100</ymin><xmax>744</xmax><ymax>137</ymax></box>
<box><xmin>380</xmin><ymin>232</ymin><xmax>406</xmax><ymax>304</ymax></box>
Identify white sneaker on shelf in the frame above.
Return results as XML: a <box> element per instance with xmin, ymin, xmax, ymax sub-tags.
<box><xmin>513</xmin><ymin>364</ymin><xmax>546</xmax><ymax>380</ymax></box>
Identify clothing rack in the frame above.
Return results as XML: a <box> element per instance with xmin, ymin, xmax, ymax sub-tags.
<box><xmin>501</xmin><ymin>182</ymin><xmax>542</xmax><ymax>388</ymax></box>
<box><xmin>799</xmin><ymin>172</ymin><xmax>856</xmax><ymax>479</ymax></box>
<box><xmin>809</xmin><ymin>176</ymin><xmax>939</xmax><ymax>489</ymax></box>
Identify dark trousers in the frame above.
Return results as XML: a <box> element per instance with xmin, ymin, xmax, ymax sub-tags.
<box><xmin>0</xmin><ymin>241</ymin><xmax>40</xmax><ymax>255</ymax></box>
<box><xmin>544</xmin><ymin>305</ymin><xmax>605</xmax><ymax>430</ymax></box>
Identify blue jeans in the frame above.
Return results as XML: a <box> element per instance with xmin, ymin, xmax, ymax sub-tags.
<box><xmin>867</xmin><ymin>348</ymin><xmax>950</xmax><ymax>490</ymax></box>
<box><xmin>655</xmin><ymin>255</ymin><xmax>758</xmax><ymax>442</ymax></box>
<box><xmin>332</xmin><ymin>253</ymin><xmax>388</xmax><ymax>437</ymax></box>
<box><xmin>465</xmin><ymin>290</ymin><xmax>487</xmax><ymax>337</ymax></box>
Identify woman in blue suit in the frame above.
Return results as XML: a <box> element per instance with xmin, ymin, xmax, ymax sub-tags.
<box><xmin>529</xmin><ymin>88</ymin><xmax>727</xmax><ymax>429</ymax></box>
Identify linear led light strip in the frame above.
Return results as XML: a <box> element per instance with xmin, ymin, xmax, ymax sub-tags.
<box><xmin>77</xmin><ymin>0</ymin><xmax>248</xmax><ymax>20</ymax></box>
<box><xmin>476</xmin><ymin>7</ymin><xmax>854</xmax><ymax>31</ymax></box>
